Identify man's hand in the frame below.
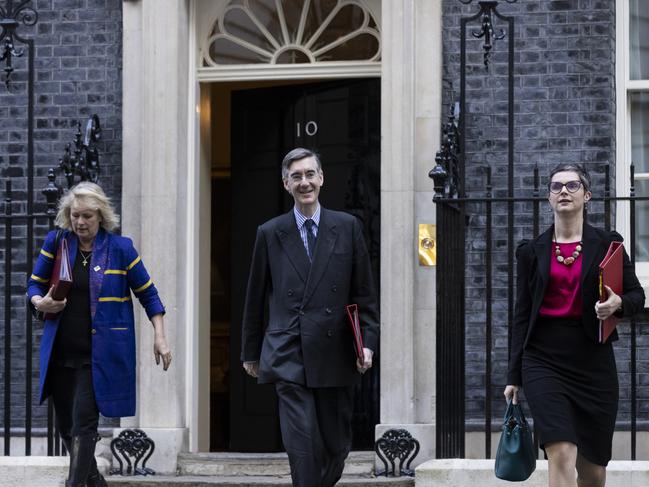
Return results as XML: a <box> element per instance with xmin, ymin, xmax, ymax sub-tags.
<box><xmin>356</xmin><ymin>348</ymin><xmax>373</xmax><ymax>374</ymax></box>
<box><xmin>243</xmin><ymin>361</ymin><xmax>259</xmax><ymax>378</ymax></box>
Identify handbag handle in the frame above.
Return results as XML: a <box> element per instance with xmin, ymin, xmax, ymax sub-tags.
<box><xmin>503</xmin><ymin>400</ymin><xmax>528</xmax><ymax>429</ymax></box>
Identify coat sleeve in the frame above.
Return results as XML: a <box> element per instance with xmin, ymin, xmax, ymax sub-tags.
<box><xmin>241</xmin><ymin>226</ymin><xmax>270</xmax><ymax>362</ymax></box>
<box><xmin>124</xmin><ymin>238</ymin><xmax>165</xmax><ymax>319</ymax></box>
<box><xmin>350</xmin><ymin>217</ymin><xmax>380</xmax><ymax>354</ymax></box>
<box><xmin>27</xmin><ymin>230</ymin><xmax>59</xmax><ymax>301</ymax></box>
<box><xmin>610</xmin><ymin>231</ymin><xmax>645</xmax><ymax>317</ymax></box>
<box><xmin>507</xmin><ymin>240</ymin><xmax>533</xmax><ymax>386</ymax></box>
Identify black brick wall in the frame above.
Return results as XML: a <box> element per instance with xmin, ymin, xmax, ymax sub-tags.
<box><xmin>0</xmin><ymin>0</ymin><xmax>122</xmax><ymax>432</ymax></box>
<box><xmin>441</xmin><ymin>0</ymin><xmax>649</xmax><ymax>429</ymax></box>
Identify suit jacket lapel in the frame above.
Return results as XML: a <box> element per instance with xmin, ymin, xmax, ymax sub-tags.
<box><xmin>580</xmin><ymin>223</ymin><xmax>603</xmax><ymax>286</ymax></box>
<box><xmin>89</xmin><ymin>228</ymin><xmax>109</xmax><ymax>320</ymax></box>
<box><xmin>533</xmin><ymin>226</ymin><xmax>553</xmax><ymax>288</ymax></box>
<box><xmin>275</xmin><ymin>211</ymin><xmax>310</xmax><ymax>283</ymax></box>
<box><xmin>302</xmin><ymin>209</ymin><xmax>338</xmax><ymax>306</ymax></box>
<box><xmin>65</xmin><ymin>229</ymin><xmax>78</xmax><ymax>270</ymax></box>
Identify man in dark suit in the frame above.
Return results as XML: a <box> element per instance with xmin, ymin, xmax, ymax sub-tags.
<box><xmin>241</xmin><ymin>147</ymin><xmax>380</xmax><ymax>487</ymax></box>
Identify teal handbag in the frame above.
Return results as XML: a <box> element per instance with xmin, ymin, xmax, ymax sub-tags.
<box><xmin>494</xmin><ymin>401</ymin><xmax>536</xmax><ymax>481</ymax></box>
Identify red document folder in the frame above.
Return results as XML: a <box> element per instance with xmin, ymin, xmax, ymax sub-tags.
<box><xmin>44</xmin><ymin>238</ymin><xmax>73</xmax><ymax>320</ymax></box>
<box><xmin>598</xmin><ymin>241</ymin><xmax>624</xmax><ymax>343</ymax></box>
<box><xmin>345</xmin><ymin>304</ymin><xmax>365</xmax><ymax>364</ymax></box>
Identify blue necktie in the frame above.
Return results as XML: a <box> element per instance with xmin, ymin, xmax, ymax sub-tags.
<box><xmin>305</xmin><ymin>219</ymin><xmax>317</xmax><ymax>261</ymax></box>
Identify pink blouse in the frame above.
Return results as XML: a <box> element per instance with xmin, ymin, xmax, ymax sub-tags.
<box><xmin>538</xmin><ymin>241</ymin><xmax>583</xmax><ymax>318</ymax></box>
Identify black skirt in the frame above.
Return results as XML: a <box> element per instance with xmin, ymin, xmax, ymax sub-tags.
<box><xmin>522</xmin><ymin>316</ymin><xmax>618</xmax><ymax>466</ymax></box>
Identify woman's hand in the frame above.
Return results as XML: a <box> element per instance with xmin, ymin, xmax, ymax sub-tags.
<box><xmin>504</xmin><ymin>385</ymin><xmax>520</xmax><ymax>404</ymax></box>
<box><xmin>32</xmin><ymin>286</ymin><xmax>66</xmax><ymax>314</ymax></box>
<box><xmin>151</xmin><ymin>314</ymin><xmax>171</xmax><ymax>371</ymax></box>
<box><xmin>154</xmin><ymin>334</ymin><xmax>172</xmax><ymax>371</ymax></box>
<box><xmin>595</xmin><ymin>285</ymin><xmax>623</xmax><ymax>320</ymax></box>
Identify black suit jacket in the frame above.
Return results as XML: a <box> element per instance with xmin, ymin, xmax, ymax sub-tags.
<box><xmin>241</xmin><ymin>207</ymin><xmax>380</xmax><ymax>387</ymax></box>
<box><xmin>507</xmin><ymin>223</ymin><xmax>645</xmax><ymax>385</ymax></box>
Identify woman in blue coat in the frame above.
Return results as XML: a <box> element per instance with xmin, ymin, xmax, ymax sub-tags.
<box><xmin>27</xmin><ymin>182</ymin><xmax>171</xmax><ymax>487</ymax></box>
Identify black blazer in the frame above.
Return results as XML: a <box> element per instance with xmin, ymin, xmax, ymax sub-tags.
<box><xmin>507</xmin><ymin>223</ymin><xmax>645</xmax><ymax>385</ymax></box>
<box><xmin>241</xmin><ymin>207</ymin><xmax>380</xmax><ymax>387</ymax></box>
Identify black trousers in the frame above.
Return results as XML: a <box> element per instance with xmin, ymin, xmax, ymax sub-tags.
<box><xmin>275</xmin><ymin>381</ymin><xmax>354</xmax><ymax>487</ymax></box>
<box><xmin>48</xmin><ymin>365</ymin><xmax>100</xmax><ymax>443</ymax></box>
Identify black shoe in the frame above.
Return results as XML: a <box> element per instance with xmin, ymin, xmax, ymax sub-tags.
<box><xmin>66</xmin><ymin>434</ymin><xmax>97</xmax><ymax>487</ymax></box>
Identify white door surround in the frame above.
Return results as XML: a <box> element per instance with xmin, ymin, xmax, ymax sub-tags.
<box><xmin>122</xmin><ymin>0</ymin><xmax>443</xmax><ymax>467</ymax></box>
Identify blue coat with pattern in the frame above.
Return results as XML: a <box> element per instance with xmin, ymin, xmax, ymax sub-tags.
<box><xmin>27</xmin><ymin>228</ymin><xmax>165</xmax><ymax>417</ymax></box>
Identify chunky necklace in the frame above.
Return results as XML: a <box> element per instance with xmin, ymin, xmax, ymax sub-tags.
<box><xmin>79</xmin><ymin>249</ymin><xmax>92</xmax><ymax>267</ymax></box>
<box><xmin>553</xmin><ymin>235</ymin><xmax>582</xmax><ymax>266</ymax></box>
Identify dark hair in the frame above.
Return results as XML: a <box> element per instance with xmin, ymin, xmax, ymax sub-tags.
<box><xmin>548</xmin><ymin>163</ymin><xmax>591</xmax><ymax>192</ymax></box>
<box><xmin>281</xmin><ymin>147</ymin><xmax>322</xmax><ymax>179</ymax></box>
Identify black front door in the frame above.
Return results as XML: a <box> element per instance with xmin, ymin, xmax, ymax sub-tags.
<box><xmin>229</xmin><ymin>79</ymin><xmax>380</xmax><ymax>451</ymax></box>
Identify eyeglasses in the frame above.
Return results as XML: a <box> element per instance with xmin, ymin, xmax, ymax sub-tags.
<box><xmin>288</xmin><ymin>170</ymin><xmax>319</xmax><ymax>183</ymax></box>
<box><xmin>549</xmin><ymin>180</ymin><xmax>582</xmax><ymax>194</ymax></box>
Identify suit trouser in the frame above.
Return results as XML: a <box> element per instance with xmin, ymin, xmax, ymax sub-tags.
<box><xmin>275</xmin><ymin>381</ymin><xmax>354</xmax><ymax>487</ymax></box>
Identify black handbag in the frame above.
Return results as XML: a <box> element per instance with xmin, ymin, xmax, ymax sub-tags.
<box><xmin>494</xmin><ymin>401</ymin><xmax>536</xmax><ymax>482</ymax></box>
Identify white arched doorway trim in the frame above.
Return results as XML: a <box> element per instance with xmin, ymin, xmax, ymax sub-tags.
<box><xmin>195</xmin><ymin>0</ymin><xmax>381</xmax><ymax>81</ymax></box>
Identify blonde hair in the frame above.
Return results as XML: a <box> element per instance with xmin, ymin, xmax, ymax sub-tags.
<box><xmin>54</xmin><ymin>181</ymin><xmax>120</xmax><ymax>232</ymax></box>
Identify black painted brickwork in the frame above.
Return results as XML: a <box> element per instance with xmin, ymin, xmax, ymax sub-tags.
<box><xmin>0</xmin><ymin>0</ymin><xmax>122</xmax><ymax>432</ymax></box>
<box><xmin>442</xmin><ymin>0</ymin><xmax>649</xmax><ymax>429</ymax></box>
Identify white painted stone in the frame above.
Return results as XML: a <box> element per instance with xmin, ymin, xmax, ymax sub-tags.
<box><xmin>379</xmin><ymin>191</ymin><xmax>415</xmax><ymax>425</ymax></box>
<box><xmin>0</xmin><ymin>456</ymin><xmax>109</xmax><ymax>487</ymax></box>
<box><xmin>415</xmin><ymin>191</ymin><xmax>437</xmax><ymax>224</ymax></box>
<box><xmin>415</xmin><ymin>117</ymin><xmax>440</xmax><ymax>195</ymax></box>
<box><xmin>120</xmin><ymin>0</ymin><xmax>189</xmax><ymax>460</ymax></box>
<box><xmin>413</xmin><ymin>308</ymin><xmax>436</xmax><ymax>423</ymax></box>
<box><xmin>378</xmin><ymin>0</ymin><xmax>442</xmax><ymax>447</ymax></box>
<box><xmin>414</xmin><ymin>1</ymin><xmax>443</xmax><ymax>120</ymax></box>
<box><xmin>381</xmin><ymin>0</ymin><xmax>415</xmax><ymax>193</ymax></box>
<box><xmin>414</xmin><ymin>256</ymin><xmax>436</xmax><ymax>308</ymax></box>
<box><xmin>416</xmin><ymin>459</ymin><xmax>649</xmax><ymax>487</ymax></box>
<box><xmin>416</xmin><ymin>459</ymin><xmax>547</xmax><ymax>487</ymax></box>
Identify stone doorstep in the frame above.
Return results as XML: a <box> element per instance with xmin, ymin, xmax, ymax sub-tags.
<box><xmin>415</xmin><ymin>459</ymin><xmax>649</xmax><ymax>487</ymax></box>
<box><xmin>105</xmin><ymin>475</ymin><xmax>413</xmax><ymax>487</ymax></box>
<box><xmin>177</xmin><ymin>451</ymin><xmax>375</xmax><ymax>477</ymax></box>
<box><xmin>0</xmin><ymin>456</ymin><xmax>111</xmax><ymax>487</ymax></box>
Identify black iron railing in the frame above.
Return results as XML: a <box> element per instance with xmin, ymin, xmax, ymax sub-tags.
<box><xmin>1</xmin><ymin>0</ymin><xmax>37</xmax><ymax>456</ymax></box>
<box><xmin>433</xmin><ymin>158</ymin><xmax>649</xmax><ymax>460</ymax></box>
<box><xmin>434</xmin><ymin>0</ymin><xmax>646</xmax><ymax>461</ymax></box>
<box><xmin>1</xmin><ymin>115</ymin><xmax>102</xmax><ymax>456</ymax></box>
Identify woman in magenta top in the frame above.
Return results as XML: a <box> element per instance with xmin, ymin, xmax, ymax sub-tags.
<box><xmin>504</xmin><ymin>164</ymin><xmax>645</xmax><ymax>487</ymax></box>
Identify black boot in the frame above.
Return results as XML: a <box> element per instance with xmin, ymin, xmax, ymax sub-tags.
<box><xmin>86</xmin><ymin>458</ymin><xmax>108</xmax><ymax>487</ymax></box>
<box><xmin>85</xmin><ymin>434</ymin><xmax>107</xmax><ymax>487</ymax></box>
<box><xmin>66</xmin><ymin>434</ymin><xmax>97</xmax><ymax>487</ymax></box>
<box><xmin>62</xmin><ymin>434</ymin><xmax>106</xmax><ymax>487</ymax></box>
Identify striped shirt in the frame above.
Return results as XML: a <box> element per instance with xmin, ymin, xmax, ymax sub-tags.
<box><xmin>293</xmin><ymin>205</ymin><xmax>320</xmax><ymax>256</ymax></box>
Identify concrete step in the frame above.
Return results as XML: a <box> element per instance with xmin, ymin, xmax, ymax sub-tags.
<box><xmin>415</xmin><ymin>459</ymin><xmax>649</xmax><ymax>487</ymax></box>
<box><xmin>177</xmin><ymin>451</ymin><xmax>375</xmax><ymax>477</ymax></box>
<box><xmin>105</xmin><ymin>474</ymin><xmax>414</xmax><ymax>487</ymax></box>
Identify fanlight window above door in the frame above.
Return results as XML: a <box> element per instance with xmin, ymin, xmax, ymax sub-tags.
<box><xmin>203</xmin><ymin>0</ymin><xmax>381</xmax><ymax>66</ymax></box>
